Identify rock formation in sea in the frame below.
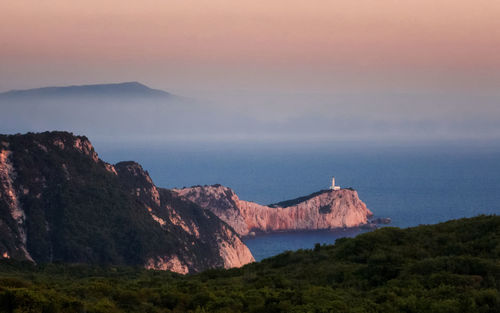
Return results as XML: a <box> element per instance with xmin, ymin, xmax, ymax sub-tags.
<box><xmin>174</xmin><ymin>185</ymin><xmax>373</xmax><ymax>236</ymax></box>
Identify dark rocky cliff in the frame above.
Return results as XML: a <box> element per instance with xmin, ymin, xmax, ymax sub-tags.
<box><xmin>0</xmin><ymin>132</ymin><xmax>253</xmax><ymax>273</ymax></box>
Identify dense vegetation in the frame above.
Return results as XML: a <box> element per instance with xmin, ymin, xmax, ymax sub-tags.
<box><xmin>268</xmin><ymin>190</ymin><xmax>331</xmax><ymax>208</ymax></box>
<box><xmin>269</xmin><ymin>188</ymin><xmax>355</xmax><ymax>208</ymax></box>
<box><xmin>1</xmin><ymin>215</ymin><xmax>499</xmax><ymax>313</ymax></box>
<box><xmin>1</xmin><ymin>132</ymin><xmax>173</xmax><ymax>264</ymax></box>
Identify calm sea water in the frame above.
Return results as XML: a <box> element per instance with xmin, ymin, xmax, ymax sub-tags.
<box><xmin>96</xmin><ymin>141</ymin><xmax>500</xmax><ymax>261</ymax></box>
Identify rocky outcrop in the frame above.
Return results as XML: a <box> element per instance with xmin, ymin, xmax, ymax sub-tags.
<box><xmin>174</xmin><ymin>185</ymin><xmax>250</xmax><ymax>236</ymax></box>
<box><xmin>0</xmin><ymin>132</ymin><xmax>254</xmax><ymax>273</ymax></box>
<box><xmin>115</xmin><ymin>162</ymin><xmax>255</xmax><ymax>272</ymax></box>
<box><xmin>175</xmin><ymin>185</ymin><xmax>373</xmax><ymax>236</ymax></box>
<box><xmin>145</xmin><ymin>255</ymin><xmax>189</xmax><ymax>274</ymax></box>
<box><xmin>216</xmin><ymin>223</ymin><xmax>255</xmax><ymax>268</ymax></box>
<box><xmin>0</xmin><ymin>147</ymin><xmax>32</xmax><ymax>261</ymax></box>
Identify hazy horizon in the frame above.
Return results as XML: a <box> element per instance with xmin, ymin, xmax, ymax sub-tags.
<box><xmin>1</xmin><ymin>1</ymin><xmax>499</xmax><ymax>143</ymax></box>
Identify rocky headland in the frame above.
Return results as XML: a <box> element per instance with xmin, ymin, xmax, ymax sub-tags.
<box><xmin>174</xmin><ymin>185</ymin><xmax>374</xmax><ymax>237</ymax></box>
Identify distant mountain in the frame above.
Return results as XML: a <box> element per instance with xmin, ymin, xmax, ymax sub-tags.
<box><xmin>0</xmin><ymin>82</ymin><xmax>172</xmax><ymax>100</ymax></box>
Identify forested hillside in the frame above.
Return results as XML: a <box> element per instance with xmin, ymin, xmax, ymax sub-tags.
<box><xmin>1</xmin><ymin>215</ymin><xmax>499</xmax><ymax>313</ymax></box>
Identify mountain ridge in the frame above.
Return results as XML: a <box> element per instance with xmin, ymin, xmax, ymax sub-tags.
<box><xmin>0</xmin><ymin>82</ymin><xmax>171</xmax><ymax>99</ymax></box>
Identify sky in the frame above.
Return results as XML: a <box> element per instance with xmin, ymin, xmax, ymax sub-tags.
<box><xmin>1</xmin><ymin>0</ymin><xmax>500</xmax><ymax>142</ymax></box>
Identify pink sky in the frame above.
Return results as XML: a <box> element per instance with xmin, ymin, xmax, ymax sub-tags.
<box><xmin>1</xmin><ymin>0</ymin><xmax>500</xmax><ymax>92</ymax></box>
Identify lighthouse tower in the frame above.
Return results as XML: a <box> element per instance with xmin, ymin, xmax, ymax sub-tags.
<box><xmin>330</xmin><ymin>176</ymin><xmax>341</xmax><ymax>190</ymax></box>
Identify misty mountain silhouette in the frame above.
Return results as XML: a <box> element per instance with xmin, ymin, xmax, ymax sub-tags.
<box><xmin>0</xmin><ymin>81</ymin><xmax>191</xmax><ymax>138</ymax></box>
<box><xmin>0</xmin><ymin>82</ymin><xmax>171</xmax><ymax>99</ymax></box>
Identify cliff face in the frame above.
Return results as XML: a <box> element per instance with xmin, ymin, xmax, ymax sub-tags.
<box><xmin>0</xmin><ymin>132</ymin><xmax>253</xmax><ymax>273</ymax></box>
<box><xmin>175</xmin><ymin>185</ymin><xmax>373</xmax><ymax>236</ymax></box>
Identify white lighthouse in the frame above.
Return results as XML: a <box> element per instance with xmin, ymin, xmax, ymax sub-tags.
<box><xmin>330</xmin><ymin>176</ymin><xmax>340</xmax><ymax>190</ymax></box>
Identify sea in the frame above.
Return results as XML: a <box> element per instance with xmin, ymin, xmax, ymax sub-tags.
<box><xmin>96</xmin><ymin>141</ymin><xmax>500</xmax><ymax>261</ymax></box>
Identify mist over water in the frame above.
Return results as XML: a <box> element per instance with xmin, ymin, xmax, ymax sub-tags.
<box><xmin>2</xmin><ymin>88</ymin><xmax>500</xmax><ymax>143</ymax></box>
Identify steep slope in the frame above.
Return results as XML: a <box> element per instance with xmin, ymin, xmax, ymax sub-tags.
<box><xmin>174</xmin><ymin>185</ymin><xmax>373</xmax><ymax>236</ymax></box>
<box><xmin>0</xmin><ymin>132</ymin><xmax>253</xmax><ymax>273</ymax></box>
